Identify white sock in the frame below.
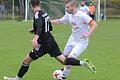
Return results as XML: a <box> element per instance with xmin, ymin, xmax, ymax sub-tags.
<box><xmin>80</xmin><ymin>61</ymin><xmax>84</xmax><ymax>66</ymax></box>
<box><xmin>15</xmin><ymin>76</ymin><xmax>21</xmax><ymax>80</ymax></box>
<box><xmin>62</xmin><ymin>66</ymin><xmax>71</xmax><ymax>77</ymax></box>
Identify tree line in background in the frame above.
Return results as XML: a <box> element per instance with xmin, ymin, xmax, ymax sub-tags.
<box><xmin>0</xmin><ymin>0</ymin><xmax>120</xmax><ymax>19</ymax></box>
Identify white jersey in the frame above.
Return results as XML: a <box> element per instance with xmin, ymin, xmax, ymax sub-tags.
<box><xmin>59</xmin><ymin>10</ymin><xmax>92</xmax><ymax>42</ymax></box>
<box><xmin>79</xmin><ymin>5</ymin><xmax>90</xmax><ymax>14</ymax></box>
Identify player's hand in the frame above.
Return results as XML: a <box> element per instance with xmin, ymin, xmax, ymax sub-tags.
<box><xmin>28</xmin><ymin>28</ymin><xmax>34</xmax><ymax>34</ymax></box>
<box><xmin>82</xmin><ymin>32</ymin><xmax>91</xmax><ymax>38</ymax></box>
<box><xmin>32</xmin><ymin>39</ymin><xmax>39</xmax><ymax>48</ymax></box>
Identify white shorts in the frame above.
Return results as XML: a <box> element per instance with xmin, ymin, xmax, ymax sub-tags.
<box><xmin>63</xmin><ymin>39</ymin><xmax>88</xmax><ymax>58</ymax></box>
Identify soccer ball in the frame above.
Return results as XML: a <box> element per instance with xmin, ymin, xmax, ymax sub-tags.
<box><xmin>53</xmin><ymin>69</ymin><xmax>63</xmax><ymax>80</ymax></box>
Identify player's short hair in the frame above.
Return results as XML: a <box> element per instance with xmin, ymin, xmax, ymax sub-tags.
<box><xmin>65</xmin><ymin>0</ymin><xmax>78</xmax><ymax>6</ymax></box>
<box><xmin>30</xmin><ymin>0</ymin><xmax>40</xmax><ymax>7</ymax></box>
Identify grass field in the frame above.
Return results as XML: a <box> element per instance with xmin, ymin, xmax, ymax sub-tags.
<box><xmin>0</xmin><ymin>19</ymin><xmax>120</xmax><ymax>80</ymax></box>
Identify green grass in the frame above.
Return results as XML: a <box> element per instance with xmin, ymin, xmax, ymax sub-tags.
<box><xmin>0</xmin><ymin>19</ymin><xmax>120</xmax><ymax>80</ymax></box>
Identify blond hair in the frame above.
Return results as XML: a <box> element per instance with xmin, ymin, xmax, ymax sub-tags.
<box><xmin>65</xmin><ymin>0</ymin><xmax>78</xmax><ymax>6</ymax></box>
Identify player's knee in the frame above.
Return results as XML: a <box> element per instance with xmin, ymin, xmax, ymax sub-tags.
<box><xmin>22</xmin><ymin>62</ymin><xmax>30</xmax><ymax>67</ymax></box>
<box><xmin>64</xmin><ymin>58</ymin><xmax>78</xmax><ymax>65</ymax></box>
<box><xmin>23</xmin><ymin>56</ymin><xmax>32</xmax><ymax>65</ymax></box>
<box><xmin>68</xmin><ymin>54</ymin><xmax>77</xmax><ymax>59</ymax></box>
<box><xmin>64</xmin><ymin>58</ymin><xmax>72</xmax><ymax>65</ymax></box>
<box><xmin>23</xmin><ymin>58</ymin><xmax>31</xmax><ymax>65</ymax></box>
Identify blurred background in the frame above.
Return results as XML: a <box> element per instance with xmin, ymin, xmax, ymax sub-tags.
<box><xmin>0</xmin><ymin>0</ymin><xmax>120</xmax><ymax>21</ymax></box>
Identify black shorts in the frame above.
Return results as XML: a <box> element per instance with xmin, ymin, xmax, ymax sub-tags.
<box><xmin>89</xmin><ymin>14</ymin><xmax>95</xmax><ymax>20</ymax></box>
<box><xmin>29</xmin><ymin>36</ymin><xmax>62</xmax><ymax>60</ymax></box>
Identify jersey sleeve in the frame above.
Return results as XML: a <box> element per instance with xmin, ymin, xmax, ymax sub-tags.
<box><xmin>82</xmin><ymin>13</ymin><xmax>93</xmax><ymax>24</ymax></box>
<box><xmin>86</xmin><ymin>6</ymin><xmax>90</xmax><ymax>12</ymax></box>
<box><xmin>34</xmin><ymin>11</ymin><xmax>42</xmax><ymax>36</ymax></box>
<box><xmin>59</xmin><ymin>12</ymin><xmax>69</xmax><ymax>24</ymax></box>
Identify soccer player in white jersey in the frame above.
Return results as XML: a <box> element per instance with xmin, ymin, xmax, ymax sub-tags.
<box><xmin>79</xmin><ymin>1</ymin><xmax>90</xmax><ymax>14</ymax></box>
<box><xmin>51</xmin><ymin>0</ymin><xmax>97</xmax><ymax>79</ymax></box>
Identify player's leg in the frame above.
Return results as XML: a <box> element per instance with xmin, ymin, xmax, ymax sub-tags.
<box><xmin>56</xmin><ymin>54</ymin><xmax>85</xmax><ymax>66</ymax></box>
<box><xmin>17</xmin><ymin>54</ymin><xmax>33</xmax><ymax>79</ymax></box>
<box><xmin>61</xmin><ymin>41</ymin><xmax>96</xmax><ymax>79</ymax></box>
<box><xmin>4</xmin><ymin>47</ymin><xmax>45</xmax><ymax>80</ymax></box>
<box><xmin>17</xmin><ymin>48</ymin><xmax>44</xmax><ymax>79</ymax></box>
<box><xmin>60</xmin><ymin>44</ymin><xmax>73</xmax><ymax>78</ymax></box>
<box><xmin>55</xmin><ymin>42</ymin><xmax>85</xmax><ymax>79</ymax></box>
<box><xmin>51</xmin><ymin>44</ymin><xmax>96</xmax><ymax>80</ymax></box>
<box><xmin>62</xmin><ymin>44</ymin><xmax>87</xmax><ymax>78</ymax></box>
<box><xmin>48</xmin><ymin>37</ymin><xmax>76</xmax><ymax>79</ymax></box>
<box><xmin>66</xmin><ymin>42</ymin><xmax>88</xmax><ymax>65</ymax></box>
<box><xmin>4</xmin><ymin>54</ymin><xmax>33</xmax><ymax>80</ymax></box>
<box><xmin>56</xmin><ymin>54</ymin><xmax>87</xmax><ymax>80</ymax></box>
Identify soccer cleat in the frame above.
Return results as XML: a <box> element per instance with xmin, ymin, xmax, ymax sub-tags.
<box><xmin>83</xmin><ymin>59</ymin><xmax>96</xmax><ymax>73</ymax></box>
<box><xmin>3</xmin><ymin>76</ymin><xmax>19</xmax><ymax>80</ymax></box>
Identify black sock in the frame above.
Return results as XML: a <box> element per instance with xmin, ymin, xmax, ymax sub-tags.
<box><xmin>64</xmin><ymin>58</ymin><xmax>81</xmax><ymax>66</ymax></box>
<box><xmin>17</xmin><ymin>63</ymin><xmax>29</xmax><ymax>78</ymax></box>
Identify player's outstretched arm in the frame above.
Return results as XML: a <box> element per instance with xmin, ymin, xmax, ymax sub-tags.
<box><xmin>51</xmin><ymin>19</ymin><xmax>61</xmax><ymax>25</ymax></box>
